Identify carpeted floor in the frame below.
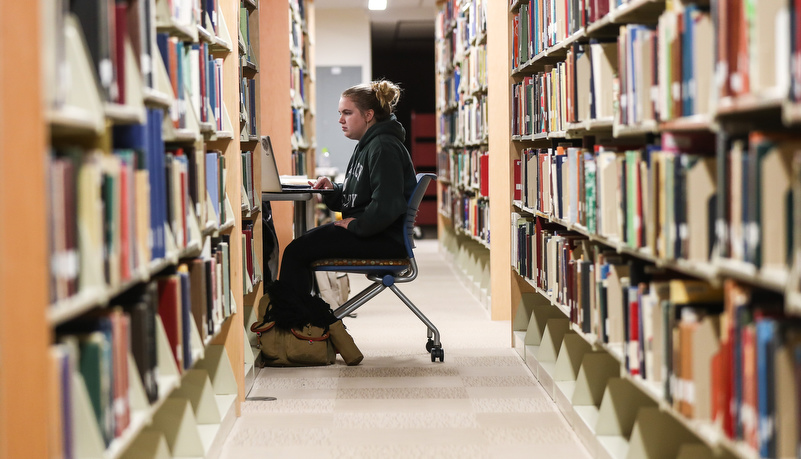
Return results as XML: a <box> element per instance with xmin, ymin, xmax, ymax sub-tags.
<box><xmin>220</xmin><ymin>240</ymin><xmax>590</xmax><ymax>458</ymax></box>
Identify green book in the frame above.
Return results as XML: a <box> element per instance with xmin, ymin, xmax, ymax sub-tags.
<box><xmin>78</xmin><ymin>331</ymin><xmax>112</xmax><ymax>446</ymax></box>
<box><xmin>584</xmin><ymin>153</ymin><xmax>597</xmax><ymax>234</ymax></box>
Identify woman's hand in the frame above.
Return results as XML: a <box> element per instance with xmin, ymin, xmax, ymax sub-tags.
<box><xmin>334</xmin><ymin>217</ymin><xmax>355</xmax><ymax>229</ymax></box>
<box><xmin>310</xmin><ymin>176</ymin><xmax>334</xmax><ymax>190</ymax></box>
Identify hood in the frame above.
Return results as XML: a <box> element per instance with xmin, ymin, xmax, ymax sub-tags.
<box><xmin>357</xmin><ymin>114</ymin><xmax>406</xmax><ymax>149</ymax></box>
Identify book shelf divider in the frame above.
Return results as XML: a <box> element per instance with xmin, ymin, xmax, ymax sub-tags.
<box><xmin>150</xmin><ymin>397</ymin><xmax>204</xmax><ymax>457</ymax></box>
<box><xmin>555</xmin><ymin>331</ymin><xmax>594</xmax><ymax>382</ymax></box>
<box><xmin>172</xmin><ymin>369</ymin><xmax>221</xmax><ymax>424</ymax></box>
<box><xmin>71</xmin><ymin>370</ymin><xmax>108</xmax><ymax>457</ymax></box>
<box><xmin>59</xmin><ymin>14</ymin><xmax>105</xmax><ymax>134</ymax></box>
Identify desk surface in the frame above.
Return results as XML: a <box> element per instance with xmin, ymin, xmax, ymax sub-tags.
<box><xmin>262</xmin><ymin>189</ymin><xmax>334</xmax><ymax>201</ymax></box>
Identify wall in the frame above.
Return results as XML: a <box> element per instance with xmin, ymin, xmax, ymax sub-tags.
<box><xmin>314</xmin><ymin>8</ymin><xmax>372</xmax><ymax>174</ymax></box>
<box><xmin>314</xmin><ymin>8</ymin><xmax>372</xmax><ymax>83</ymax></box>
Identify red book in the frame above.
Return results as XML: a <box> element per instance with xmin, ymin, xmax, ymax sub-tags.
<box><xmin>479</xmin><ymin>153</ymin><xmax>489</xmax><ymax>197</ymax></box>
<box><xmin>114</xmin><ymin>3</ymin><xmax>127</xmax><ymax>104</ymax></box>
<box><xmin>628</xmin><ymin>288</ymin><xmax>640</xmax><ymax>376</ymax></box>
<box><xmin>180</xmin><ymin>163</ymin><xmax>187</xmax><ymax>247</ymax></box>
<box><xmin>157</xmin><ymin>276</ymin><xmax>183</xmax><ymax>371</ymax></box>
<box><xmin>169</xmin><ymin>41</ymin><xmax>179</xmax><ymax>128</ymax></box>
<box><xmin>712</xmin><ymin>339</ymin><xmax>734</xmax><ymax>437</ymax></box>
<box><xmin>514</xmin><ymin>159</ymin><xmax>522</xmax><ymax>201</ymax></box>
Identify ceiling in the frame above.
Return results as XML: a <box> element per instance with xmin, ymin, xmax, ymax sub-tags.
<box><xmin>315</xmin><ymin>0</ymin><xmax>437</xmax><ymax>52</ymax></box>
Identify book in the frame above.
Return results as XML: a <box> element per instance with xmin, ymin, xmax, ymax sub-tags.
<box><xmin>157</xmin><ymin>275</ymin><xmax>183</xmax><ymax>372</ymax></box>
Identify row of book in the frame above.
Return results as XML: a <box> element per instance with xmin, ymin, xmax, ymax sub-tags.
<box><xmin>437</xmin><ymin>65</ymin><xmax>461</xmax><ymax>111</ymax></box>
<box><xmin>239</xmin><ymin>3</ymin><xmax>256</xmax><ymax>65</ymax></box>
<box><xmin>515</xmin><ymin>224</ymin><xmax>801</xmax><ymax>457</ymax></box>
<box><xmin>651</xmin><ymin>7</ymin><xmax>714</xmax><ymax>123</ymax></box>
<box><xmin>240</xmin><ymin>0</ymin><xmax>257</xmax><ymax>144</ymax></box>
<box><xmin>447</xmin><ymin>148</ymin><xmax>489</xmax><ymax>198</ymax></box>
<box><xmin>54</xmin><ymin>0</ymin><xmax>225</xmax><ymax>111</ymax></box>
<box><xmin>51</xmin><ymin>245</ymin><xmax>233</xmax><ymax>453</ymax></box>
<box><xmin>291</xmin><ymin>106</ymin><xmax>307</xmax><ymax>148</ymax></box>
<box><xmin>291</xmin><ymin>150</ymin><xmax>308</xmax><ymax>177</ymax></box>
<box><xmin>436</xmin><ymin>33</ymin><xmax>487</xmax><ymax>108</ymax></box>
<box><xmin>718</xmin><ymin>132</ymin><xmax>801</xmax><ymax>270</ymax></box>
<box><xmin>158</xmin><ymin>34</ymin><xmax>226</xmax><ymax>131</ymax></box>
<box><xmin>241</xmin><ymin>77</ymin><xmax>258</xmax><ymax>139</ymax></box>
<box><xmin>242</xmin><ymin>222</ymin><xmax>262</xmax><ymax>292</ymax></box>
<box><xmin>289</xmin><ymin>4</ymin><xmax>308</xmax><ymax>65</ymax></box>
<box><xmin>464</xmin><ymin>0</ymin><xmax>488</xmax><ymax>43</ymax></box>
<box><xmin>458</xmin><ymin>95</ymin><xmax>488</xmax><ymax>147</ymax></box>
<box><xmin>716</xmin><ymin>0</ymin><xmax>789</xmax><ymax>102</ymax></box>
<box><xmin>512</xmin><ymin>1</ymin><xmax>799</xmax><ymax>135</ymax></box>
<box><xmin>512</xmin><ymin>39</ymin><xmax>617</xmax><ymax>136</ymax></box>
<box><xmin>240</xmin><ymin>151</ymin><xmax>258</xmax><ymax>211</ymax></box>
<box><xmin>512</xmin><ymin>0</ymin><xmax>584</xmax><ymax>69</ymax></box>
<box><xmin>436</xmin><ymin>0</ymin><xmax>473</xmax><ymax>70</ymax></box>
<box><xmin>291</xmin><ymin>66</ymin><xmax>307</xmax><ymax>107</ymax></box>
<box><xmin>514</xmin><ymin>131</ymin><xmax>801</xmax><ymax>273</ymax></box>
<box><xmin>66</xmin><ymin>0</ymin><xmax>158</xmax><ymax>105</ymax></box>
<box><xmin>439</xmin><ymin>96</ymin><xmax>487</xmax><ymax>148</ymax></box>
<box><xmin>450</xmin><ymin>191</ymin><xmax>490</xmax><ymax>245</ymax></box>
<box><xmin>47</xmin><ymin>109</ymin><xmax>234</xmax><ymax>304</ymax></box>
<box><xmin>461</xmin><ymin>44</ymin><xmax>488</xmax><ymax>99</ymax></box>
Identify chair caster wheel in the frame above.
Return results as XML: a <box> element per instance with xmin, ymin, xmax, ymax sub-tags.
<box><xmin>430</xmin><ymin>348</ymin><xmax>444</xmax><ymax>362</ymax></box>
<box><xmin>426</xmin><ymin>339</ymin><xmax>434</xmax><ymax>353</ymax></box>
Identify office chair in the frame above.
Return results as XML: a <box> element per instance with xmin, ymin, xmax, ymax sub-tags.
<box><xmin>311</xmin><ymin>173</ymin><xmax>444</xmax><ymax>362</ymax></box>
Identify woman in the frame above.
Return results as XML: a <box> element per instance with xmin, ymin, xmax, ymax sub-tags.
<box><xmin>278</xmin><ymin>79</ymin><xmax>417</xmax><ymax>297</ymax></box>
<box><xmin>263</xmin><ymin>80</ymin><xmax>417</xmax><ymax>363</ymax></box>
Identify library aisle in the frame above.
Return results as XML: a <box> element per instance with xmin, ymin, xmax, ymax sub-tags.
<box><xmin>220</xmin><ymin>240</ymin><xmax>590</xmax><ymax>458</ymax></box>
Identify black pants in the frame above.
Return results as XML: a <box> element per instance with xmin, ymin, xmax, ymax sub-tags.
<box><xmin>278</xmin><ymin>222</ymin><xmax>407</xmax><ymax>299</ymax></box>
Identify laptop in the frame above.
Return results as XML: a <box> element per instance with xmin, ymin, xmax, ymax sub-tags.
<box><xmin>261</xmin><ymin>135</ymin><xmax>334</xmax><ymax>194</ymax></box>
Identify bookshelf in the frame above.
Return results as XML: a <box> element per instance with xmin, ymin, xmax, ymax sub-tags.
<box><xmin>0</xmin><ymin>1</ymin><xmax>49</xmax><ymax>457</ymax></box>
<box><xmin>0</xmin><ymin>0</ymin><xmax>267</xmax><ymax>457</ymax></box>
<box><xmin>437</xmin><ymin>0</ymin><xmax>503</xmax><ymax>316</ymax></box>
<box><xmin>238</xmin><ymin>0</ymin><xmax>265</xmax><ymax>391</ymax></box>
<box><xmin>257</xmin><ymin>0</ymin><xmax>317</xmax><ymax>269</ymax></box>
<box><xmin>501</xmin><ymin>0</ymin><xmax>801</xmax><ymax>458</ymax></box>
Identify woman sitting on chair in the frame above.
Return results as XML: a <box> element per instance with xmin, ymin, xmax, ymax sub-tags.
<box><xmin>262</xmin><ymin>79</ymin><xmax>417</xmax><ymax>363</ymax></box>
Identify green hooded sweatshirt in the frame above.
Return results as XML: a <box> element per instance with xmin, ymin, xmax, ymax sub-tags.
<box><xmin>324</xmin><ymin>114</ymin><xmax>417</xmax><ymax>245</ymax></box>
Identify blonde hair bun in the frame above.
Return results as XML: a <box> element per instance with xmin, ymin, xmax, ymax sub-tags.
<box><xmin>371</xmin><ymin>80</ymin><xmax>401</xmax><ymax>113</ymax></box>
<box><xmin>342</xmin><ymin>79</ymin><xmax>402</xmax><ymax>122</ymax></box>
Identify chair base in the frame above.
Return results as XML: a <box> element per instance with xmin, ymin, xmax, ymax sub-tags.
<box><xmin>333</xmin><ymin>278</ymin><xmax>443</xmax><ymax>362</ymax></box>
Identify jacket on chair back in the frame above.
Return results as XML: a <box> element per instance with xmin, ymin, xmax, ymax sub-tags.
<box><xmin>324</xmin><ymin>114</ymin><xmax>417</xmax><ymax>245</ymax></box>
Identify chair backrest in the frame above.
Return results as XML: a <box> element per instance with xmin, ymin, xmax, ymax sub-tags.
<box><xmin>403</xmin><ymin>173</ymin><xmax>437</xmax><ymax>259</ymax></box>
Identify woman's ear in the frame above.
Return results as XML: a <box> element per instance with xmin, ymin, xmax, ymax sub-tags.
<box><xmin>363</xmin><ymin>109</ymin><xmax>375</xmax><ymax>123</ymax></box>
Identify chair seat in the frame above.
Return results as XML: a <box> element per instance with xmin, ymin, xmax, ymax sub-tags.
<box><xmin>307</xmin><ymin>173</ymin><xmax>443</xmax><ymax>362</ymax></box>
<box><xmin>311</xmin><ymin>258</ymin><xmax>411</xmax><ymax>274</ymax></box>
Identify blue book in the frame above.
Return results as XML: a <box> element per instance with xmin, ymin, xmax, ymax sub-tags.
<box><xmin>146</xmin><ymin>109</ymin><xmax>165</xmax><ymax>259</ymax></box>
<box><xmin>682</xmin><ymin>7</ymin><xmax>696</xmax><ymax>116</ymax></box>
<box><xmin>156</xmin><ymin>33</ymin><xmax>170</xmax><ymax>74</ymax></box>
<box><xmin>628</xmin><ymin>26</ymin><xmax>638</xmax><ymax>123</ymax></box>
<box><xmin>756</xmin><ymin>319</ymin><xmax>776</xmax><ymax>458</ymax></box>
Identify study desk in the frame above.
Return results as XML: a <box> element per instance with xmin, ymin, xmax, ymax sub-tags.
<box><xmin>262</xmin><ymin>189</ymin><xmax>331</xmax><ymax>237</ymax></box>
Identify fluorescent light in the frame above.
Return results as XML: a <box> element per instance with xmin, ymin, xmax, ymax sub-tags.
<box><xmin>368</xmin><ymin>0</ymin><xmax>387</xmax><ymax>10</ymax></box>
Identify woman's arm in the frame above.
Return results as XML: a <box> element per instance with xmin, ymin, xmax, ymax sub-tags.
<box><xmin>346</xmin><ymin>141</ymin><xmax>408</xmax><ymax>236</ymax></box>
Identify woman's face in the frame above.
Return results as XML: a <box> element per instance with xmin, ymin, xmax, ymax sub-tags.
<box><xmin>338</xmin><ymin>96</ymin><xmax>373</xmax><ymax>141</ymax></box>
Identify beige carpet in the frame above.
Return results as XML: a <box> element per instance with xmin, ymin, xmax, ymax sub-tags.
<box><xmin>220</xmin><ymin>240</ymin><xmax>590</xmax><ymax>458</ymax></box>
